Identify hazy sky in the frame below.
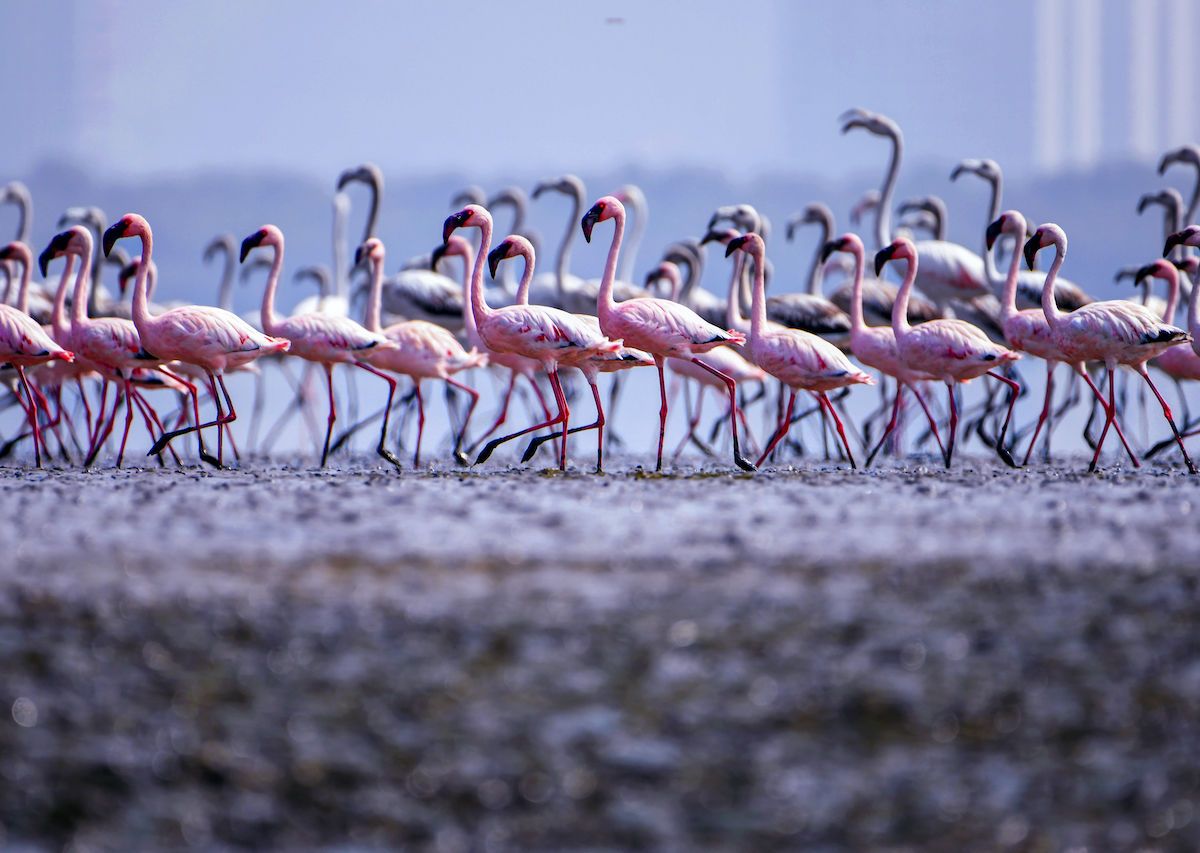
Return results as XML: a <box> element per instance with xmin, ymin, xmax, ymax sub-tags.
<box><xmin>3</xmin><ymin>0</ymin><xmax>1193</xmax><ymax>182</ymax></box>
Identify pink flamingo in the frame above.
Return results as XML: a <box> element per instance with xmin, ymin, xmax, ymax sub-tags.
<box><xmin>876</xmin><ymin>237</ymin><xmax>1022</xmax><ymax>468</ymax></box>
<box><xmin>0</xmin><ymin>241</ymin><xmax>73</xmax><ymax>465</ymax></box>
<box><xmin>356</xmin><ymin>236</ymin><xmax>486</xmax><ymax>466</ymax></box>
<box><xmin>820</xmin><ymin>233</ymin><xmax>945</xmax><ymax>466</ymax></box>
<box><xmin>102</xmin><ymin>214</ymin><xmax>290</xmax><ymax>467</ymax></box>
<box><xmin>443</xmin><ymin>205</ymin><xmax>621</xmax><ymax>470</ymax></box>
<box><xmin>1026</xmin><ymin>224</ymin><xmax>1195</xmax><ymax>473</ymax></box>
<box><xmin>39</xmin><ymin>227</ymin><xmax>177</xmax><ymax>467</ymax></box>
<box><xmin>582</xmin><ymin>196</ymin><xmax>755</xmax><ymax>472</ymax></box>
<box><xmin>236</xmin><ymin>224</ymin><xmax>401</xmax><ymax>470</ymax></box>
<box><xmin>489</xmin><ymin>234</ymin><xmax>652</xmax><ymax>471</ymax></box>
<box><xmin>985</xmin><ymin>211</ymin><xmax>1137</xmax><ymax>467</ymax></box>
<box><xmin>725</xmin><ymin>233</ymin><xmax>874</xmax><ymax>468</ymax></box>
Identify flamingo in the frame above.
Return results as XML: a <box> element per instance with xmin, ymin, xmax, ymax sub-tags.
<box><xmin>1019</xmin><ymin>224</ymin><xmax>1195</xmax><ymax>474</ymax></box>
<box><xmin>490</xmin><ymin>234</ymin><xmax>652</xmax><ymax>471</ymax></box>
<box><xmin>1159</xmin><ymin>144</ymin><xmax>1200</xmax><ymax>226</ymax></box>
<box><xmin>986</xmin><ymin>211</ymin><xmax>1138</xmax><ymax>467</ymax></box>
<box><xmin>763</xmin><ymin>207</ymin><xmax>851</xmax><ymax>346</ymax></box>
<box><xmin>205</xmin><ymin>234</ymin><xmax>239</xmax><ymax>313</ymax></box>
<box><xmin>102</xmin><ymin>214</ymin><xmax>291</xmax><ymax>467</ymax></box>
<box><xmin>353</xmin><ymin>237</ymin><xmax>485</xmax><ymax>466</ymax></box>
<box><xmin>443</xmin><ymin>205</ymin><xmax>621</xmax><ymax>470</ymax></box>
<box><xmin>487</xmin><ymin>186</ymin><xmax>540</xmax><ymax>296</ymax></box>
<box><xmin>233</xmin><ymin>223</ymin><xmax>403</xmax><ymax>469</ymax></box>
<box><xmin>582</xmin><ymin>195</ymin><xmax>756</xmax><ymax>472</ymax></box>
<box><xmin>897</xmin><ymin>196</ymin><xmax>948</xmax><ymax>241</ymax></box>
<box><xmin>841</xmin><ymin>109</ymin><xmax>988</xmax><ymax>309</ymax></box>
<box><xmin>0</xmin><ymin>241</ymin><xmax>74</xmax><ymax>466</ymax></box>
<box><xmin>820</xmin><ymin>233</ymin><xmax>946</xmax><ymax>466</ymax></box>
<box><xmin>660</xmin><ymin>239</ymin><xmax>725</xmax><ymax>327</ymax></box>
<box><xmin>528</xmin><ymin>174</ymin><xmax>588</xmax><ymax>310</ymax></box>
<box><xmin>875</xmin><ymin>237</ymin><xmax>1021</xmax><ymax>468</ymax></box>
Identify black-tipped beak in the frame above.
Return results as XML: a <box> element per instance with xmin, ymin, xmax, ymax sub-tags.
<box><xmin>39</xmin><ymin>232</ymin><xmax>71</xmax><ymax>277</ymax></box>
<box><xmin>487</xmin><ymin>243</ymin><xmax>508</xmax><ymax>280</ymax></box>
<box><xmin>725</xmin><ymin>234</ymin><xmax>751</xmax><ymax>258</ymax></box>
<box><xmin>1023</xmin><ymin>234</ymin><xmax>1041</xmax><ymax>270</ymax></box>
<box><xmin>700</xmin><ymin>229</ymin><xmax>723</xmax><ymax>247</ymax></box>
<box><xmin>985</xmin><ymin>217</ymin><xmax>1006</xmax><ymax>251</ymax></box>
<box><xmin>240</xmin><ymin>229</ymin><xmax>266</xmax><ymax>263</ymax></box>
<box><xmin>354</xmin><ymin>244</ymin><xmax>366</xmax><ymax>268</ymax></box>
<box><xmin>119</xmin><ymin>261</ymin><xmax>138</xmax><ymax>296</ymax></box>
<box><xmin>581</xmin><ymin>205</ymin><xmax>602</xmax><ymax>244</ymax></box>
<box><xmin>336</xmin><ymin>167</ymin><xmax>364</xmax><ymax>192</ymax></box>
<box><xmin>1164</xmin><ymin>231</ymin><xmax>1185</xmax><ymax>257</ymax></box>
<box><xmin>442</xmin><ymin>211</ymin><xmax>469</xmax><ymax>245</ymax></box>
<box><xmin>531</xmin><ymin>181</ymin><xmax>556</xmax><ymax>200</ymax></box>
<box><xmin>101</xmin><ymin>220</ymin><xmax>126</xmax><ymax>258</ymax></box>
<box><xmin>1134</xmin><ymin>263</ymin><xmax>1158</xmax><ymax>284</ymax></box>
<box><xmin>430</xmin><ymin>243</ymin><xmax>448</xmax><ymax>270</ymax></box>
<box><xmin>819</xmin><ymin>239</ymin><xmax>844</xmax><ymax>264</ymax></box>
<box><xmin>873</xmin><ymin>243</ymin><xmax>899</xmax><ymax>277</ymax></box>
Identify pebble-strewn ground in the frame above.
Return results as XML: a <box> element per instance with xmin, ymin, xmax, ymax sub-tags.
<box><xmin>1</xmin><ymin>457</ymin><xmax>1199</xmax><ymax>851</ymax></box>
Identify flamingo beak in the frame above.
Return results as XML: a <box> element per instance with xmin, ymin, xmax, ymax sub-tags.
<box><xmin>486</xmin><ymin>243</ymin><xmax>507</xmax><ymax>280</ymax></box>
<box><xmin>239</xmin><ymin>229</ymin><xmax>267</xmax><ymax>263</ymax></box>
<box><xmin>1164</xmin><ymin>231</ymin><xmax>1186</xmax><ymax>257</ymax></box>
<box><xmin>1133</xmin><ymin>263</ymin><xmax>1158</xmax><ymax>284</ymax></box>
<box><xmin>39</xmin><ymin>232</ymin><xmax>71</xmax><ymax>277</ymax></box>
<box><xmin>725</xmin><ymin>234</ymin><xmax>751</xmax><ymax>258</ymax></box>
<box><xmin>581</xmin><ymin>205</ymin><xmax>602</xmax><ymax>244</ymax></box>
<box><xmin>354</xmin><ymin>244</ymin><xmax>366</xmax><ymax>268</ymax></box>
<box><xmin>430</xmin><ymin>243</ymin><xmax>448</xmax><ymax>270</ymax></box>
<box><xmin>442</xmin><ymin>211</ymin><xmax>469</xmax><ymax>244</ymax></box>
<box><xmin>119</xmin><ymin>262</ymin><xmax>137</xmax><ymax>296</ymax></box>
<box><xmin>985</xmin><ymin>217</ymin><xmax>1006</xmax><ymax>251</ymax></box>
<box><xmin>101</xmin><ymin>220</ymin><xmax>127</xmax><ymax>258</ymax></box>
<box><xmin>873</xmin><ymin>243</ymin><xmax>899</xmax><ymax>277</ymax></box>
<box><xmin>336</xmin><ymin>166</ymin><xmax>366</xmax><ymax>192</ymax></box>
<box><xmin>819</xmin><ymin>239</ymin><xmax>844</xmax><ymax>264</ymax></box>
<box><xmin>1023</xmin><ymin>234</ymin><xmax>1042</xmax><ymax>270</ymax></box>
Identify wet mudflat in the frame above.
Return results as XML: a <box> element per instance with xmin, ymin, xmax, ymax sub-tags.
<box><xmin>1</xmin><ymin>456</ymin><xmax>1198</xmax><ymax>850</ymax></box>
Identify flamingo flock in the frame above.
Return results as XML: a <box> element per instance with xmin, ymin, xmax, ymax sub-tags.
<box><xmin>1</xmin><ymin>110</ymin><xmax>1199</xmax><ymax>476</ymax></box>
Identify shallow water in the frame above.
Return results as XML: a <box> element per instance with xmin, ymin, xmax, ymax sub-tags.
<box><xmin>1</xmin><ymin>458</ymin><xmax>1198</xmax><ymax>849</ymax></box>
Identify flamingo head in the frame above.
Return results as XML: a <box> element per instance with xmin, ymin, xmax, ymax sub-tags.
<box><xmin>707</xmin><ymin>203</ymin><xmax>761</xmax><ymax>235</ymax></box>
<box><xmin>785</xmin><ymin>203</ymin><xmax>833</xmax><ymax>242</ymax></box>
<box><xmin>239</xmin><ymin>225</ymin><xmax>282</xmax><ymax>263</ymax></box>
<box><xmin>336</xmin><ymin>162</ymin><xmax>383</xmax><ymax>193</ymax></box>
<box><xmin>725</xmin><ymin>232</ymin><xmax>764</xmax><ymax>259</ymax></box>
<box><xmin>431</xmin><ymin>234</ymin><xmax>472</xmax><ymax>271</ymax></box>
<box><xmin>1137</xmin><ymin>188</ymin><xmax>1182</xmax><ymax>217</ymax></box>
<box><xmin>118</xmin><ymin>259</ymin><xmax>142</xmax><ymax>296</ymax></box>
<box><xmin>101</xmin><ymin>213</ymin><xmax>147</xmax><ymax>258</ymax></box>
<box><xmin>0</xmin><ymin>181</ymin><xmax>30</xmax><ymax>208</ymax></box>
<box><xmin>486</xmin><ymin>234</ymin><xmax>534</xmax><ymax>280</ymax></box>
<box><xmin>532</xmin><ymin>174</ymin><xmax>585</xmax><ymax>202</ymax></box>
<box><xmin>849</xmin><ymin>191</ymin><xmax>881</xmax><ymax>227</ymax></box>
<box><xmin>1133</xmin><ymin>259</ymin><xmax>1175</xmax><ymax>288</ymax></box>
<box><xmin>203</xmin><ymin>233</ymin><xmax>234</xmax><ymax>266</ymax></box>
<box><xmin>643</xmin><ymin>261</ymin><xmax>681</xmax><ymax>298</ymax></box>
<box><xmin>1158</xmin><ymin>144</ymin><xmax>1200</xmax><ymax>176</ymax></box>
<box><xmin>839</xmin><ymin>108</ymin><xmax>902</xmax><ymax>142</ymax></box>
<box><xmin>701</xmin><ymin>227</ymin><xmax>740</xmax><ymax>248</ymax></box>
<box><xmin>354</xmin><ymin>237</ymin><xmax>385</xmax><ymax>270</ymax></box>
<box><xmin>1172</xmin><ymin>256</ymin><xmax>1200</xmax><ymax>280</ymax></box>
<box><xmin>950</xmin><ymin>158</ymin><xmax>1001</xmax><ymax>184</ymax></box>
<box><xmin>581</xmin><ymin>196</ymin><xmax>623</xmax><ymax>244</ymax></box>
<box><xmin>1165</xmin><ymin>225</ymin><xmax>1200</xmax><ymax>256</ymax></box>
<box><xmin>820</xmin><ymin>232</ymin><xmax>863</xmax><ymax>264</ymax></box>
<box><xmin>39</xmin><ymin>226</ymin><xmax>91</xmax><ymax>277</ymax></box>
<box><xmin>873</xmin><ymin>237</ymin><xmax>914</xmax><ymax>277</ymax></box>
<box><xmin>986</xmin><ymin>210</ymin><xmax>1027</xmax><ymax>251</ymax></box>
<box><xmin>1023</xmin><ymin>225</ymin><xmax>1065</xmax><ymax>270</ymax></box>
<box><xmin>0</xmin><ymin>241</ymin><xmax>29</xmax><ymax>268</ymax></box>
<box><xmin>442</xmin><ymin>205</ymin><xmax>488</xmax><ymax>244</ymax></box>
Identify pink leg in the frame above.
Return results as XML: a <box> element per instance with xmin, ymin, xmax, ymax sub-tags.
<box><xmin>519</xmin><ymin>375</ymin><xmax>607</xmax><ymax>472</ymax></box>
<box><xmin>985</xmin><ymin>370</ymin><xmax>1021</xmax><ymax>468</ymax></box>
<box><xmin>15</xmin><ymin>367</ymin><xmax>42</xmax><ymax>467</ymax></box>
<box><xmin>115</xmin><ymin>379</ymin><xmax>137</xmax><ymax>468</ymax></box>
<box><xmin>354</xmin><ymin>361</ymin><xmax>402</xmax><ymax>470</ymax></box>
<box><xmin>475</xmin><ymin>368</ymin><xmax>567</xmax><ymax>465</ymax></box>
<box><xmin>654</xmin><ymin>356</ymin><xmax>669</xmax><ymax>472</ymax></box>
<box><xmin>944</xmin><ymin>382</ymin><xmax>958</xmax><ymax>468</ymax></box>
<box><xmin>818</xmin><ymin>392</ymin><xmax>857</xmax><ymax>469</ymax></box>
<box><xmin>672</xmin><ymin>383</ymin><xmax>709</xmax><ymax>460</ymax></box>
<box><xmin>413</xmin><ymin>381</ymin><xmax>425</xmax><ymax>467</ymax></box>
<box><xmin>468</xmin><ymin>371</ymin><xmax>517</xmax><ymax>452</ymax></box>
<box><xmin>76</xmin><ymin>377</ymin><xmax>94</xmax><ymax>442</ymax></box>
<box><xmin>87</xmin><ymin>385</ymin><xmax>124</xmax><ymax>467</ymax></box>
<box><xmin>689</xmin><ymin>357</ymin><xmax>755</xmax><ymax>472</ymax></box>
<box><xmin>548</xmin><ymin>370</ymin><xmax>571</xmax><ymax>470</ymax></box>
<box><xmin>1088</xmin><ymin>365</ymin><xmax>1117</xmax><ymax>473</ymax></box>
<box><xmin>909</xmin><ymin>384</ymin><xmax>945</xmax><ymax>461</ymax></box>
<box><xmin>755</xmin><ymin>389</ymin><xmax>797</xmax><ymax>468</ymax></box>
<box><xmin>865</xmin><ymin>384</ymin><xmax>903</xmax><ymax>467</ymax></box>
<box><xmin>320</xmin><ymin>364</ymin><xmax>336</xmax><ymax>466</ymax></box>
<box><xmin>1022</xmin><ymin>362</ymin><xmax>1056</xmax><ymax>466</ymax></box>
<box><xmin>445</xmin><ymin>376</ymin><xmax>479</xmax><ymax>464</ymax></box>
<box><xmin>1075</xmin><ymin>366</ymin><xmax>1139</xmax><ymax>467</ymax></box>
<box><xmin>1138</xmin><ymin>365</ymin><xmax>1198</xmax><ymax>474</ymax></box>
<box><xmin>87</xmin><ymin>380</ymin><xmax>110</xmax><ymax>455</ymax></box>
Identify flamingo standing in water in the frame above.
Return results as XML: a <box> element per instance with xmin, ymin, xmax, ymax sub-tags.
<box><xmin>724</xmin><ymin>233</ymin><xmax>873</xmax><ymax>468</ymax></box>
<box><xmin>875</xmin><ymin>237</ymin><xmax>1022</xmax><ymax>468</ymax></box>
<box><xmin>583</xmin><ymin>195</ymin><xmax>756</xmax><ymax>472</ymax></box>
<box><xmin>489</xmin><ymin>234</ymin><xmax>652</xmax><ymax>471</ymax></box>
<box><xmin>820</xmin><ymin>233</ymin><xmax>945</xmax><ymax>466</ymax></box>
<box><xmin>102</xmin><ymin>214</ymin><xmax>291</xmax><ymax>467</ymax></box>
<box><xmin>443</xmin><ymin>205</ymin><xmax>621</xmax><ymax>470</ymax></box>
<box><xmin>1019</xmin><ymin>224</ymin><xmax>1194</xmax><ymax>473</ymax></box>
<box><xmin>353</xmin><ymin>237</ymin><xmax>485</xmax><ymax>466</ymax></box>
<box><xmin>0</xmin><ymin>241</ymin><xmax>73</xmax><ymax>466</ymax></box>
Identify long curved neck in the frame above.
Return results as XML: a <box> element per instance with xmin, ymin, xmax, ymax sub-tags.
<box><xmin>596</xmin><ymin>209</ymin><xmax>625</xmax><ymax>318</ymax></box>
<box><xmin>806</xmin><ymin>220</ymin><xmax>831</xmax><ymax>296</ymax></box>
<box><xmin>1040</xmin><ymin>242</ymin><xmax>1066</xmax><ymax>328</ymax></box>
<box><xmin>749</xmin><ymin>249</ymin><xmax>767</xmax><ymax>342</ymax></box>
<box><xmin>1189</xmin><ymin>267</ymin><xmax>1200</xmax><ymax>340</ymax></box>
<box><xmin>364</xmin><ymin>181</ymin><xmax>380</xmax><ymax>243</ymax></box>
<box><xmin>999</xmin><ymin>233</ymin><xmax>1023</xmax><ymax>322</ymax></box>
<box><xmin>217</xmin><ymin>246</ymin><xmax>235</xmax><ymax>311</ymax></box>
<box><xmin>366</xmin><ymin>257</ymin><xmax>384</xmax><ymax>332</ymax></box>
<box><xmin>333</xmin><ymin>197</ymin><xmax>348</xmax><ymax>300</ymax></box>
<box><xmin>555</xmin><ymin>190</ymin><xmax>582</xmax><ymax>294</ymax></box>
<box><xmin>15</xmin><ymin>195</ymin><xmax>30</xmax><ymax>245</ymax></box>
<box><xmin>725</xmin><ymin>252</ymin><xmax>747</xmax><ymax>331</ymax></box>
<box><xmin>1163</xmin><ymin>271</ymin><xmax>1180</xmax><ymax>325</ymax></box>
<box><xmin>618</xmin><ymin>196</ymin><xmax>644</xmax><ymax>283</ymax></box>
<box><xmin>891</xmin><ymin>257</ymin><xmax>917</xmax><ymax>338</ymax></box>
<box><xmin>514</xmin><ymin>251</ymin><xmax>534</xmax><ymax>305</ymax></box>
<box><xmin>1187</xmin><ymin>172</ymin><xmax>1200</xmax><ymax>228</ymax></box>
<box><xmin>131</xmin><ymin>229</ymin><xmax>155</xmax><ymax>333</ymax></box>
<box><xmin>16</xmin><ymin>255</ymin><xmax>31</xmax><ymax>314</ymax></box>
<box><xmin>70</xmin><ymin>250</ymin><xmax>93</xmax><ymax>326</ymax></box>
<box><xmin>52</xmin><ymin>256</ymin><xmax>75</xmax><ymax>341</ymax></box>
<box><xmin>260</xmin><ymin>240</ymin><xmax>284</xmax><ymax>336</ymax></box>
<box><xmin>981</xmin><ymin>184</ymin><xmax>1002</xmax><ymax>288</ymax></box>
<box><xmin>848</xmin><ymin>248</ymin><xmax>866</xmax><ymax>334</ymax></box>
<box><xmin>467</xmin><ymin>225</ymin><xmax>492</xmax><ymax>337</ymax></box>
<box><xmin>876</xmin><ymin>133</ymin><xmax>902</xmax><ymax>251</ymax></box>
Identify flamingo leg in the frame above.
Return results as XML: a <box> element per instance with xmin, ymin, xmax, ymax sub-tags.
<box><xmin>654</xmin><ymin>355</ymin><xmax>669</xmax><ymax>472</ymax></box>
<box><xmin>320</xmin><ymin>364</ymin><xmax>337</xmax><ymax>467</ymax></box>
<box><xmin>985</xmin><ymin>370</ymin><xmax>1021</xmax><ymax>468</ymax></box>
<box><xmin>818</xmin><ymin>391</ymin><xmax>857</xmax><ymax>469</ymax></box>
<box><xmin>865</xmin><ymin>384</ymin><xmax>904</xmax><ymax>468</ymax></box>
<box><xmin>75</xmin><ymin>377</ymin><xmax>94</xmax><ymax>442</ymax></box>
<box><xmin>467</xmin><ymin>371</ymin><xmax>517</xmax><ymax>454</ymax></box>
<box><xmin>114</xmin><ymin>378</ymin><xmax>138</xmax><ymax>468</ymax></box>
<box><xmin>548</xmin><ymin>370</ymin><xmax>571</xmax><ymax>470</ymax></box>
<box><xmin>1088</xmin><ymin>365</ymin><xmax>1118</xmax><ymax>473</ymax></box>
<box><xmin>15</xmin><ymin>367</ymin><xmax>42</xmax><ymax>467</ymax></box>
<box><xmin>689</xmin><ymin>357</ymin><xmax>755</xmax><ymax>472</ymax></box>
<box><xmin>1022</xmin><ymin>362</ymin><xmax>1056</xmax><ymax>467</ymax></box>
<box><xmin>944</xmin><ymin>382</ymin><xmax>958</xmax><ymax>468</ymax></box>
<box><xmin>673</xmin><ymin>383</ymin><xmax>712</xmax><ymax>460</ymax></box>
<box><xmin>475</xmin><ymin>369</ymin><xmax>567</xmax><ymax>466</ymax></box>
<box><xmin>1137</xmin><ymin>365</ymin><xmax>1198</xmax><ymax>474</ymax></box>
<box><xmin>353</xmin><ymin>361</ymin><xmax>402</xmax><ymax>471</ymax></box>
<box><xmin>412</xmin><ymin>380</ymin><xmax>424</xmax><ymax>467</ymax></box>
<box><xmin>908</xmin><ymin>384</ymin><xmax>945</xmax><ymax>461</ymax></box>
<box><xmin>205</xmin><ymin>372</ymin><xmax>227</xmax><ymax>467</ymax></box>
<box><xmin>87</xmin><ymin>385</ymin><xmax>124</xmax><ymax>468</ymax></box>
<box><xmin>131</xmin><ymin>388</ymin><xmax>182</xmax><ymax>466</ymax></box>
<box><xmin>87</xmin><ymin>380</ymin><xmax>109</xmax><ymax>456</ymax></box>
<box><xmin>521</xmin><ymin>375</ymin><xmax>606</xmax><ymax>472</ymax></box>
<box><xmin>1075</xmin><ymin>366</ymin><xmax>1139</xmax><ymax>467</ymax></box>
<box><xmin>755</xmin><ymin>389</ymin><xmax>797</xmax><ymax>468</ymax></box>
<box><xmin>445</xmin><ymin>376</ymin><xmax>479</xmax><ymax>465</ymax></box>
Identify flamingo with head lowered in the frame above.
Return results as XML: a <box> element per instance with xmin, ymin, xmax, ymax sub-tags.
<box><xmin>583</xmin><ymin>195</ymin><xmax>756</xmax><ymax>472</ymax></box>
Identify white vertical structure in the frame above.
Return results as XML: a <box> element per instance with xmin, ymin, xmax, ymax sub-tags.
<box><xmin>1034</xmin><ymin>0</ymin><xmax>1067</xmax><ymax>171</ymax></box>
<box><xmin>1070</xmin><ymin>0</ymin><xmax>1103</xmax><ymax>168</ymax></box>
<box><xmin>1165</xmin><ymin>0</ymin><xmax>1195</xmax><ymax>145</ymax></box>
<box><xmin>1130</xmin><ymin>0</ymin><xmax>1160</xmax><ymax>159</ymax></box>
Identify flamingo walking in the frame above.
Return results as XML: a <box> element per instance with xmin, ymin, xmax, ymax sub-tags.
<box><xmin>583</xmin><ymin>196</ymin><xmax>756</xmax><ymax>472</ymax></box>
<box><xmin>875</xmin><ymin>238</ymin><xmax>1022</xmax><ymax>468</ymax></box>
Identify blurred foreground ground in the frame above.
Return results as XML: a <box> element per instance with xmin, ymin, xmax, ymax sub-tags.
<box><xmin>1</xmin><ymin>457</ymin><xmax>1198</xmax><ymax>850</ymax></box>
